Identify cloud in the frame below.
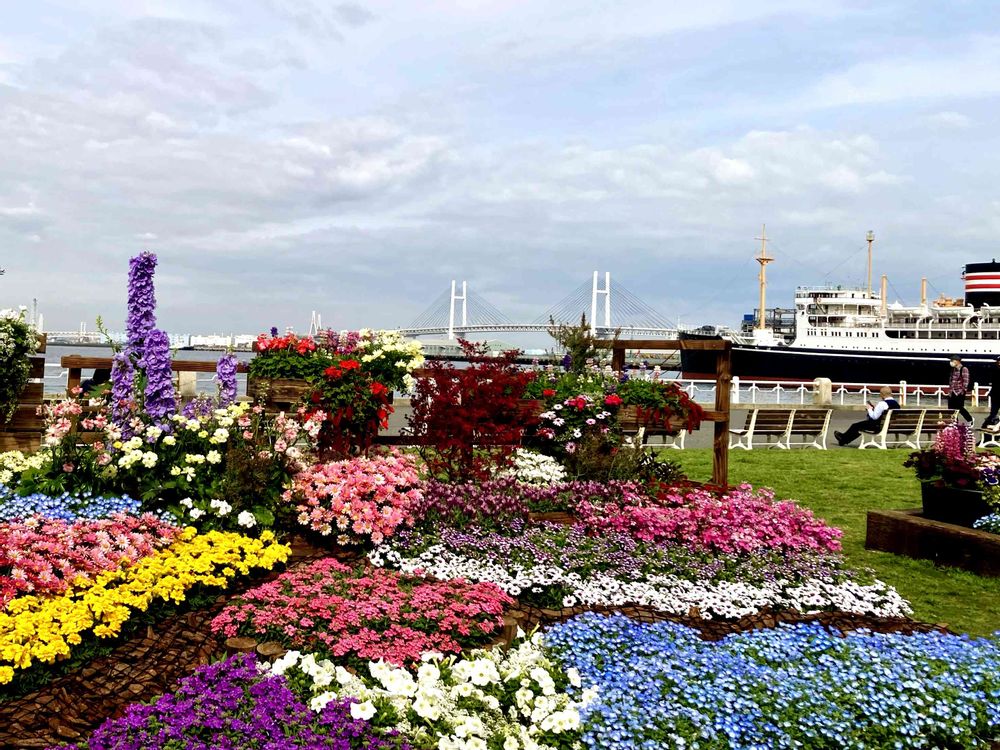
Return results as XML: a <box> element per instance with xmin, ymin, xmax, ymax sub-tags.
<box><xmin>923</xmin><ymin>110</ymin><xmax>974</xmax><ymax>129</ymax></box>
<box><xmin>799</xmin><ymin>36</ymin><xmax>1000</xmax><ymax>108</ymax></box>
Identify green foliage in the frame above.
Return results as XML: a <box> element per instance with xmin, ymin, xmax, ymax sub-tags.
<box><xmin>0</xmin><ymin>310</ymin><xmax>38</xmax><ymax>423</ymax></box>
<box><xmin>548</xmin><ymin>314</ymin><xmax>612</xmax><ymax>375</ymax></box>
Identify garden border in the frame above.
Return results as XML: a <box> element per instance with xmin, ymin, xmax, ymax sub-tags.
<box><xmin>865</xmin><ymin>509</ymin><xmax>1000</xmax><ymax>577</ymax></box>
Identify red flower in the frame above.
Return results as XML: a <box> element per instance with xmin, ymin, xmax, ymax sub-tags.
<box><xmin>370</xmin><ymin>382</ymin><xmax>389</xmax><ymax>396</ymax></box>
<box><xmin>604</xmin><ymin>394</ymin><xmax>623</xmax><ymax>407</ymax></box>
<box><xmin>324</xmin><ymin>366</ymin><xmax>343</xmax><ymax>379</ymax></box>
<box><xmin>340</xmin><ymin>359</ymin><xmax>361</xmax><ymax>371</ymax></box>
<box><xmin>542</xmin><ymin>388</ymin><xmax>556</xmax><ymax>397</ymax></box>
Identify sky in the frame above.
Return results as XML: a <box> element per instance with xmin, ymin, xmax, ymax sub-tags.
<box><xmin>1</xmin><ymin>0</ymin><xmax>998</xmax><ymax>337</ymax></box>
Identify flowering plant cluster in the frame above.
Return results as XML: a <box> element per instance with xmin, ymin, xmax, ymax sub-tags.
<box><xmin>0</xmin><ymin>529</ymin><xmax>289</xmax><ymax>684</ymax></box>
<box><xmin>546</xmin><ymin>613</ymin><xmax>1000</xmax><ymax>750</ymax></box>
<box><xmin>274</xmin><ymin>633</ymin><xmax>595</xmax><ymax>750</ymax></box>
<box><xmin>905</xmin><ymin>420</ymin><xmax>981</xmax><ymax>488</ymax></box>
<box><xmin>285</xmin><ymin>452</ymin><xmax>422</xmax><ymax>545</ymax></box>
<box><xmin>500</xmin><ymin>449</ymin><xmax>567</xmax><ymax>485</ymax></box>
<box><xmin>972</xmin><ymin>512</ymin><xmax>1000</xmax><ymax>534</ymax></box>
<box><xmin>615</xmin><ymin>378</ymin><xmax>706</xmax><ymax>434</ymax></box>
<box><xmin>50</xmin><ymin>652</ymin><xmax>409</xmax><ymax>750</ymax></box>
<box><xmin>576</xmin><ymin>483</ymin><xmax>843</xmax><ymax>556</ymax></box>
<box><xmin>0</xmin><ymin>513</ymin><xmax>179</xmax><ymax>608</ymax></box>
<box><xmin>535</xmin><ymin>394</ymin><xmax>617</xmax><ymax>455</ymax></box>
<box><xmin>0</xmin><ymin>486</ymin><xmax>143</xmax><ymax>522</ymax></box>
<box><xmin>0</xmin><ymin>307</ymin><xmax>38</xmax><ymax>423</ymax></box>
<box><xmin>0</xmin><ymin>450</ymin><xmax>46</xmax><ymax>486</ymax></box>
<box><xmin>210</xmin><ymin>558</ymin><xmax>512</xmax><ymax>668</ymax></box>
<box><xmin>250</xmin><ymin>328</ymin><xmax>422</xmax><ymax>458</ymax></box>
<box><xmin>371</xmin><ymin>532</ymin><xmax>909</xmax><ymax>620</ymax></box>
<box><xmin>415</xmin><ymin>478</ymin><xmax>642</xmax><ymax>528</ymax></box>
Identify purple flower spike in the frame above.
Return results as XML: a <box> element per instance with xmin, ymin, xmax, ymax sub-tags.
<box><xmin>125</xmin><ymin>252</ymin><xmax>157</xmax><ymax>358</ymax></box>
<box><xmin>216</xmin><ymin>353</ymin><xmax>238</xmax><ymax>407</ymax></box>
<box><xmin>110</xmin><ymin>351</ymin><xmax>135</xmax><ymax>429</ymax></box>
<box><xmin>140</xmin><ymin>328</ymin><xmax>176</xmax><ymax>423</ymax></box>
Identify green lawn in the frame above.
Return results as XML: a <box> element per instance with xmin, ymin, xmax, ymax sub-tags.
<box><xmin>670</xmin><ymin>449</ymin><xmax>1000</xmax><ymax>637</ymax></box>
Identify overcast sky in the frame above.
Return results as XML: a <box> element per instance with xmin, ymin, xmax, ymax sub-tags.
<box><xmin>1</xmin><ymin>0</ymin><xmax>998</xmax><ymax>336</ymax></box>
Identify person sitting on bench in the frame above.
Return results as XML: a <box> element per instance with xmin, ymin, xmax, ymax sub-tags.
<box><xmin>834</xmin><ymin>386</ymin><xmax>900</xmax><ymax>446</ymax></box>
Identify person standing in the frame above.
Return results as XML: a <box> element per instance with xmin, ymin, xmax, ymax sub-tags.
<box><xmin>984</xmin><ymin>357</ymin><xmax>1000</xmax><ymax>431</ymax></box>
<box><xmin>834</xmin><ymin>386</ymin><xmax>900</xmax><ymax>446</ymax></box>
<box><xmin>948</xmin><ymin>356</ymin><xmax>973</xmax><ymax>424</ymax></box>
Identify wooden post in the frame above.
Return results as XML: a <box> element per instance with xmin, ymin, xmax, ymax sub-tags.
<box><xmin>611</xmin><ymin>345</ymin><xmax>626</xmax><ymax>373</ymax></box>
<box><xmin>712</xmin><ymin>341</ymin><xmax>732</xmax><ymax>488</ymax></box>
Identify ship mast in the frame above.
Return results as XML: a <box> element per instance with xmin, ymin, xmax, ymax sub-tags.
<box><xmin>755</xmin><ymin>224</ymin><xmax>773</xmax><ymax>330</ymax></box>
<box><xmin>866</xmin><ymin>230</ymin><xmax>875</xmax><ymax>298</ymax></box>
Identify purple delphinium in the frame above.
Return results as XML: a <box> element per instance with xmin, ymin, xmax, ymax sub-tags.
<box><xmin>125</xmin><ymin>251</ymin><xmax>157</xmax><ymax>358</ymax></box>
<box><xmin>140</xmin><ymin>328</ymin><xmax>176</xmax><ymax>425</ymax></box>
<box><xmin>49</xmin><ymin>653</ymin><xmax>409</xmax><ymax>750</ymax></box>
<box><xmin>181</xmin><ymin>393</ymin><xmax>216</xmax><ymax>420</ymax></box>
<box><xmin>110</xmin><ymin>351</ymin><xmax>135</xmax><ymax>429</ymax></box>
<box><xmin>216</xmin><ymin>353</ymin><xmax>238</xmax><ymax>407</ymax></box>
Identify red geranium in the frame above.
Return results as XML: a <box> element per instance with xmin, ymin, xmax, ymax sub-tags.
<box><xmin>542</xmin><ymin>388</ymin><xmax>557</xmax><ymax>397</ymax></box>
<box><xmin>604</xmin><ymin>394</ymin><xmax>623</xmax><ymax>407</ymax></box>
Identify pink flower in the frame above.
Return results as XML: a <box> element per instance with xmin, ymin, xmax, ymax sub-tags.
<box><xmin>62</xmin><ymin>463</ymin><xmax>74</xmax><ymax>473</ymax></box>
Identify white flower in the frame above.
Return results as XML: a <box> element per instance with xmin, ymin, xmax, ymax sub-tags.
<box><xmin>162</xmin><ymin>435</ymin><xmax>177</xmax><ymax>446</ymax></box>
<box><xmin>189</xmin><ymin>508</ymin><xmax>205</xmax><ymax>520</ymax></box>
<box><xmin>141</xmin><ymin>451</ymin><xmax>158</xmax><ymax>468</ymax></box>
<box><xmin>349</xmin><ymin>700</ymin><xmax>377</xmax><ymax>721</ymax></box>
<box><xmin>237</xmin><ymin>511</ymin><xmax>257</xmax><ymax>528</ymax></box>
<box><xmin>179</xmin><ymin>497</ymin><xmax>194</xmax><ymax>509</ymax></box>
<box><xmin>566</xmin><ymin>668</ymin><xmax>582</xmax><ymax>688</ymax></box>
<box><xmin>206</xmin><ymin>450</ymin><xmax>222</xmax><ymax>464</ymax></box>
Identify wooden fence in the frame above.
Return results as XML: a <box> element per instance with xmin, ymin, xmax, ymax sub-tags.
<box><xmin>0</xmin><ymin>335</ymin><xmax>47</xmax><ymax>452</ymax></box>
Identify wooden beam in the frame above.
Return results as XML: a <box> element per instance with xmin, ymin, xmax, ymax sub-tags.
<box><xmin>593</xmin><ymin>339</ymin><xmax>729</xmax><ymax>351</ymax></box>
<box><xmin>61</xmin><ymin>355</ymin><xmax>249</xmax><ymax>373</ymax></box>
<box><xmin>712</xmin><ymin>341</ymin><xmax>732</xmax><ymax>487</ymax></box>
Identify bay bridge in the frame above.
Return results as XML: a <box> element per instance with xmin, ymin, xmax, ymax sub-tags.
<box><xmin>396</xmin><ymin>272</ymin><xmax>677</xmax><ymax>339</ymax></box>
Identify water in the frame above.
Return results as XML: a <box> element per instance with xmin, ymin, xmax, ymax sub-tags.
<box><xmin>41</xmin><ymin>345</ymin><xmax>253</xmax><ymax>396</ymax></box>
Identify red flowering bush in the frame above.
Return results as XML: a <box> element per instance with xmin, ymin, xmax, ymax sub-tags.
<box><xmin>284</xmin><ymin>452</ymin><xmax>423</xmax><ymax>545</ymax></box>
<box><xmin>577</xmin><ymin>483</ymin><xmax>842</xmax><ymax>555</ymax></box>
<box><xmin>408</xmin><ymin>340</ymin><xmax>534</xmax><ymax>482</ymax></box>
<box><xmin>210</xmin><ymin>558</ymin><xmax>512</xmax><ymax>667</ymax></box>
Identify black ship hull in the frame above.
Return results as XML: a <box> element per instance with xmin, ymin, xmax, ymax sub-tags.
<box><xmin>680</xmin><ymin>332</ymin><xmax>997</xmax><ymax>385</ymax></box>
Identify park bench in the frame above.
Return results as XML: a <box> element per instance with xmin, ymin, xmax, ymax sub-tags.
<box><xmin>858</xmin><ymin>408</ymin><xmax>957</xmax><ymax>450</ymax></box>
<box><xmin>728</xmin><ymin>408</ymin><xmax>832</xmax><ymax>450</ymax></box>
<box><xmin>977</xmin><ymin>427</ymin><xmax>1000</xmax><ymax>449</ymax></box>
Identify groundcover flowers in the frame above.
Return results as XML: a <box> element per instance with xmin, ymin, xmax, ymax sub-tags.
<box><xmin>0</xmin><ymin>529</ymin><xmax>289</xmax><ymax>683</ymax></box>
<box><xmin>0</xmin><ymin>486</ymin><xmax>143</xmax><ymax>522</ymax></box>
<box><xmin>545</xmin><ymin>613</ymin><xmax>1000</xmax><ymax>750</ymax></box>
<box><xmin>48</xmin><ymin>652</ymin><xmax>410</xmax><ymax>750</ymax></box>
<box><xmin>274</xmin><ymin>633</ymin><xmax>596</xmax><ymax>750</ymax></box>
<box><xmin>210</xmin><ymin>558</ymin><xmax>513</xmax><ymax>667</ymax></box>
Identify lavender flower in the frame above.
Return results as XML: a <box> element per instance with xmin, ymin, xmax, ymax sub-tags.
<box><xmin>216</xmin><ymin>353</ymin><xmax>238</xmax><ymax>406</ymax></box>
<box><xmin>125</xmin><ymin>251</ymin><xmax>157</xmax><ymax>358</ymax></box>
<box><xmin>140</xmin><ymin>328</ymin><xmax>176</xmax><ymax>424</ymax></box>
<box><xmin>110</xmin><ymin>351</ymin><xmax>135</xmax><ymax>428</ymax></box>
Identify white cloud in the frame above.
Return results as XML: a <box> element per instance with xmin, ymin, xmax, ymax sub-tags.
<box><xmin>924</xmin><ymin>110</ymin><xmax>974</xmax><ymax>129</ymax></box>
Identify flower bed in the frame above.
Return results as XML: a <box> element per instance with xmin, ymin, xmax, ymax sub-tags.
<box><xmin>285</xmin><ymin>452</ymin><xmax>422</xmax><ymax>544</ymax></box>
<box><xmin>578</xmin><ymin>483</ymin><xmax>843</xmax><ymax>555</ymax></box>
<box><xmin>210</xmin><ymin>558</ymin><xmax>513</xmax><ymax>667</ymax></box>
<box><xmin>0</xmin><ymin>513</ymin><xmax>180</xmax><ymax>608</ymax></box>
<box><xmin>273</xmin><ymin>634</ymin><xmax>594</xmax><ymax>750</ymax></box>
<box><xmin>546</xmin><ymin>612</ymin><xmax>1000</xmax><ymax>750</ymax></box>
<box><xmin>0</xmin><ymin>487</ymin><xmax>143</xmax><ymax>522</ymax></box>
<box><xmin>49</xmin><ymin>652</ymin><xmax>409</xmax><ymax>750</ymax></box>
<box><xmin>0</xmin><ymin>529</ymin><xmax>289</xmax><ymax>685</ymax></box>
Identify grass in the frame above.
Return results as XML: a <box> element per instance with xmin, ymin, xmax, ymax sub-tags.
<box><xmin>670</xmin><ymin>449</ymin><xmax>1000</xmax><ymax>637</ymax></box>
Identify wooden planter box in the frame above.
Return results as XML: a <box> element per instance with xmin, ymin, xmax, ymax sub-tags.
<box><xmin>920</xmin><ymin>482</ymin><xmax>992</xmax><ymax>528</ymax></box>
<box><xmin>618</xmin><ymin>405</ymin><xmax>681</xmax><ymax>436</ymax></box>
<box><xmin>866</xmin><ymin>508</ymin><xmax>1000</xmax><ymax>577</ymax></box>
<box><xmin>247</xmin><ymin>377</ymin><xmax>313</xmax><ymax>413</ymax></box>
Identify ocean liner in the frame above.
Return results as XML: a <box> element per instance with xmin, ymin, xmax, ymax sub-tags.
<box><xmin>680</xmin><ymin>229</ymin><xmax>1000</xmax><ymax>384</ymax></box>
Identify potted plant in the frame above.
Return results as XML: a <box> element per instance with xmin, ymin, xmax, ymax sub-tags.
<box><xmin>904</xmin><ymin>421</ymin><xmax>996</xmax><ymax>526</ymax></box>
<box><xmin>616</xmin><ymin>379</ymin><xmax>706</xmax><ymax>436</ymax></box>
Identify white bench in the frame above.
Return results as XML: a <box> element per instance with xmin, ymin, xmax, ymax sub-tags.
<box><xmin>978</xmin><ymin>428</ymin><xmax>1000</xmax><ymax>449</ymax></box>
<box><xmin>858</xmin><ymin>408</ymin><xmax>957</xmax><ymax>450</ymax></box>
<box><xmin>729</xmin><ymin>408</ymin><xmax>832</xmax><ymax>450</ymax></box>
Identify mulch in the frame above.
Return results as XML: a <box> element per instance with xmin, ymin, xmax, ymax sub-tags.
<box><xmin>0</xmin><ymin>540</ymin><xmax>965</xmax><ymax>748</ymax></box>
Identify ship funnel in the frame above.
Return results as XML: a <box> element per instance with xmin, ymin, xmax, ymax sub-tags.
<box><xmin>880</xmin><ymin>274</ymin><xmax>888</xmax><ymax>317</ymax></box>
<box><xmin>964</xmin><ymin>262</ymin><xmax>1000</xmax><ymax>309</ymax></box>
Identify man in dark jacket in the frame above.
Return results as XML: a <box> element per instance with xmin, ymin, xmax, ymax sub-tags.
<box><xmin>948</xmin><ymin>356</ymin><xmax>974</xmax><ymax>424</ymax></box>
<box><xmin>834</xmin><ymin>386</ymin><xmax>901</xmax><ymax>446</ymax></box>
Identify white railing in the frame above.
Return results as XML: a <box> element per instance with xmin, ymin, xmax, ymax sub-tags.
<box><xmin>624</xmin><ymin>367</ymin><xmax>985</xmax><ymax>407</ymax></box>
<box><xmin>41</xmin><ymin>364</ymin><xmax>246</xmax><ymax>397</ymax></box>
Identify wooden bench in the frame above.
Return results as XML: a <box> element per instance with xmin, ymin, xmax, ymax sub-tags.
<box><xmin>0</xmin><ymin>334</ymin><xmax>46</xmax><ymax>452</ymax></box>
<box><xmin>729</xmin><ymin>408</ymin><xmax>832</xmax><ymax>450</ymax></box>
<box><xmin>858</xmin><ymin>408</ymin><xmax>957</xmax><ymax>450</ymax></box>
